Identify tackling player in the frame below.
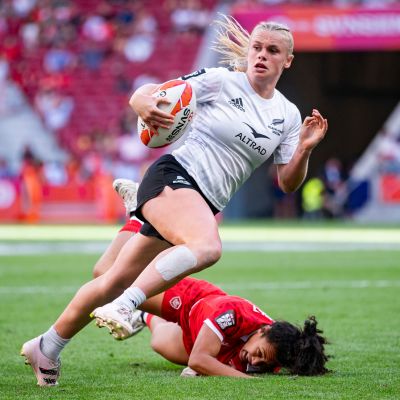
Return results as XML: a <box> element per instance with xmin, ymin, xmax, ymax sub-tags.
<box><xmin>103</xmin><ymin>276</ymin><xmax>329</xmax><ymax>378</ymax></box>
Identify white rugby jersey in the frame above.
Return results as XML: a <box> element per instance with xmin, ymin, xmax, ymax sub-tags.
<box><xmin>172</xmin><ymin>67</ymin><xmax>301</xmax><ymax>211</ymax></box>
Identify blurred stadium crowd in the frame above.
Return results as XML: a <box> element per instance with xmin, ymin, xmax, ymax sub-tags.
<box><xmin>0</xmin><ymin>0</ymin><xmax>215</xmax><ymax>161</ymax></box>
<box><xmin>0</xmin><ymin>0</ymin><xmax>217</xmax><ymax>221</ymax></box>
<box><xmin>0</xmin><ymin>0</ymin><xmax>399</xmax><ymax>222</ymax></box>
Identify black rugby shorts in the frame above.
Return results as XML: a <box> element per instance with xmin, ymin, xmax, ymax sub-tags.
<box><xmin>135</xmin><ymin>154</ymin><xmax>219</xmax><ymax>241</ymax></box>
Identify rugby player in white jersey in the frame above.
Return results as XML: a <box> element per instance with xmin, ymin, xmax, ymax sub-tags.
<box><xmin>21</xmin><ymin>16</ymin><xmax>327</xmax><ymax>386</ymax></box>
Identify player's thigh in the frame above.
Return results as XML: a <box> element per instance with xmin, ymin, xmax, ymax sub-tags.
<box><xmin>142</xmin><ymin>187</ymin><xmax>220</xmax><ymax>245</ymax></box>
<box><xmin>93</xmin><ymin>231</ymin><xmax>133</xmax><ymax>278</ymax></box>
<box><xmin>151</xmin><ymin>322</ymin><xmax>189</xmax><ymax>365</ymax></box>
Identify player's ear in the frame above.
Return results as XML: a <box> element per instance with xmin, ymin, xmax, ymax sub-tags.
<box><xmin>260</xmin><ymin>326</ymin><xmax>269</xmax><ymax>336</ymax></box>
<box><xmin>283</xmin><ymin>54</ymin><xmax>294</xmax><ymax>69</ymax></box>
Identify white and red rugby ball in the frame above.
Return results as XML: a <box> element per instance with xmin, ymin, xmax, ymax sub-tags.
<box><xmin>137</xmin><ymin>79</ymin><xmax>196</xmax><ymax>148</ymax></box>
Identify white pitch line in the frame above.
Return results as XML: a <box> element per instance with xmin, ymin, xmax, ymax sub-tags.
<box><xmin>222</xmin><ymin>242</ymin><xmax>400</xmax><ymax>252</ymax></box>
<box><xmin>0</xmin><ymin>286</ymin><xmax>78</xmax><ymax>294</ymax></box>
<box><xmin>1</xmin><ymin>280</ymin><xmax>399</xmax><ymax>295</ymax></box>
<box><xmin>219</xmin><ymin>280</ymin><xmax>400</xmax><ymax>291</ymax></box>
<box><xmin>0</xmin><ymin>242</ymin><xmax>108</xmax><ymax>255</ymax></box>
<box><xmin>0</xmin><ymin>241</ymin><xmax>399</xmax><ymax>255</ymax></box>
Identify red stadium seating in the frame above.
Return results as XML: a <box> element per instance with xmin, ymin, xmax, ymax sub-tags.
<box><xmin>7</xmin><ymin>0</ymin><xmax>215</xmax><ymax>157</ymax></box>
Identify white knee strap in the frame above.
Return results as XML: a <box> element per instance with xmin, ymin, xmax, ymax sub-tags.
<box><xmin>155</xmin><ymin>246</ymin><xmax>197</xmax><ymax>281</ymax></box>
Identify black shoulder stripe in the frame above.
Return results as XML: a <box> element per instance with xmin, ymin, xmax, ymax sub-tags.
<box><xmin>181</xmin><ymin>69</ymin><xmax>206</xmax><ymax>80</ymax></box>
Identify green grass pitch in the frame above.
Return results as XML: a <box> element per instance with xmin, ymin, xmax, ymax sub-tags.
<box><xmin>0</xmin><ymin>223</ymin><xmax>399</xmax><ymax>399</ymax></box>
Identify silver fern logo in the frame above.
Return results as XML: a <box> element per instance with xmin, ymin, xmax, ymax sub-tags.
<box><xmin>268</xmin><ymin>118</ymin><xmax>284</xmax><ymax>136</ymax></box>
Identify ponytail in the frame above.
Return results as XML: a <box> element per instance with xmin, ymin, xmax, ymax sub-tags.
<box><xmin>266</xmin><ymin>316</ymin><xmax>329</xmax><ymax>376</ymax></box>
<box><xmin>294</xmin><ymin>316</ymin><xmax>329</xmax><ymax>376</ymax></box>
<box><xmin>212</xmin><ymin>14</ymin><xmax>250</xmax><ymax>72</ymax></box>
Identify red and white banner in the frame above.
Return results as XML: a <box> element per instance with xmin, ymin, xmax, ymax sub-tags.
<box><xmin>232</xmin><ymin>5</ymin><xmax>400</xmax><ymax>51</ymax></box>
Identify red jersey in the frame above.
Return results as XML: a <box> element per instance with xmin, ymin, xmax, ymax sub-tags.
<box><xmin>161</xmin><ymin>277</ymin><xmax>227</xmax><ymax>324</ymax></box>
<box><xmin>161</xmin><ymin>278</ymin><xmax>274</xmax><ymax>373</ymax></box>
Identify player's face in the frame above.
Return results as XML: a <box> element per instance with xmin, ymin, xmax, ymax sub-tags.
<box><xmin>239</xmin><ymin>328</ymin><xmax>277</xmax><ymax>367</ymax></box>
<box><xmin>246</xmin><ymin>29</ymin><xmax>293</xmax><ymax>84</ymax></box>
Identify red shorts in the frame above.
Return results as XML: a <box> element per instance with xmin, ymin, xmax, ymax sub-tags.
<box><xmin>118</xmin><ymin>218</ymin><xmax>143</xmax><ymax>234</ymax></box>
<box><xmin>160</xmin><ymin>277</ymin><xmax>226</xmax><ymax>354</ymax></box>
<box><xmin>161</xmin><ymin>277</ymin><xmax>226</xmax><ymax>324</ymax></box>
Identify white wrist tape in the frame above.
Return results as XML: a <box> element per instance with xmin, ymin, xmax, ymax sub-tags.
<box><xmin>155</xmin><ymin>246</ymin><xmax>197</xmax><ymax>281</ymax></box>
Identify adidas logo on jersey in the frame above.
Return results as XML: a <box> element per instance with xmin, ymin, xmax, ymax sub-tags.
<box><xmin>228</xmin><ymin>98</ymin><xmax>245</xmax><ymax>112</ymax></box>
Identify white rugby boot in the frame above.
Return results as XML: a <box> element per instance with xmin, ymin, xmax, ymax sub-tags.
<box><xmin>20</xmin><ymin>336</ymin><xmax>61</xmax><ymax>386</ymax></box>
<box><xmin>91</xmin><ymin>304</ymin><xmax>145</xmax><ymax>340</ymax></box>
<box><xmin>112</xmin><ymin>179</ymin><xmax>139</xmax><ymax>215</ymax></box>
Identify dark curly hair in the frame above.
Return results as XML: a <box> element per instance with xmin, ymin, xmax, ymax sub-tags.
<box><xmin>263</xmin><ymin>316</ymin><xmax>329</xmax><ymax>376</ymax></box>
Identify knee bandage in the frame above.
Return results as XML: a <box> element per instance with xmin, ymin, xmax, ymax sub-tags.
<box><xmin>155</xmin><ymin>246</ymin><xmax>197</xmax><ymax>281</ymax></box>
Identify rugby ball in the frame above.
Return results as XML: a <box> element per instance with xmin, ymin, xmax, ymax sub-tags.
<box><xmin>137</xmin><ymin>80</ymin><xmax>196</xmax><ymax>148</ymax></box>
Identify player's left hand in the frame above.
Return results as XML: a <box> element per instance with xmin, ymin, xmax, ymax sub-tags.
<box><xmin>299</xmin><ymin>109</ymin><xmax>328</xmax><ymax>152</ymax></box>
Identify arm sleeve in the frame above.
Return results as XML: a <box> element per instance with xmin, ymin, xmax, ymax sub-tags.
<box><xmin>273</xmin><ymin>105</ymin><xmax>302</xmax><ymax>164</ymax></box>
<box><xmin>180</xmin><ymin>67</ymin><xmax>225</xmax><ymax>104</ymax></box>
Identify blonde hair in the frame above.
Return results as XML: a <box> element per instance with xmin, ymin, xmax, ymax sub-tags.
<box><xmin>212</xmin><ymin>14</ymin><xmax>294</xmax><ymax>72</ymax></box>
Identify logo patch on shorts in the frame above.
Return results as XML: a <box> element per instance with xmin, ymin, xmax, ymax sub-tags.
<box><xmin>169</xmin><ymin>296</ymin><xmax>182</xmax><ymax>310</ymax></box>
<box><xmin>215</xmin><ymin>310</ymin><xmax>236</xmax><ymax>330</ymax></box>
<box><xmin>172</xmin><ymin>175</ymin><xmax>191</xmax><ymax>185</ymax></box>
